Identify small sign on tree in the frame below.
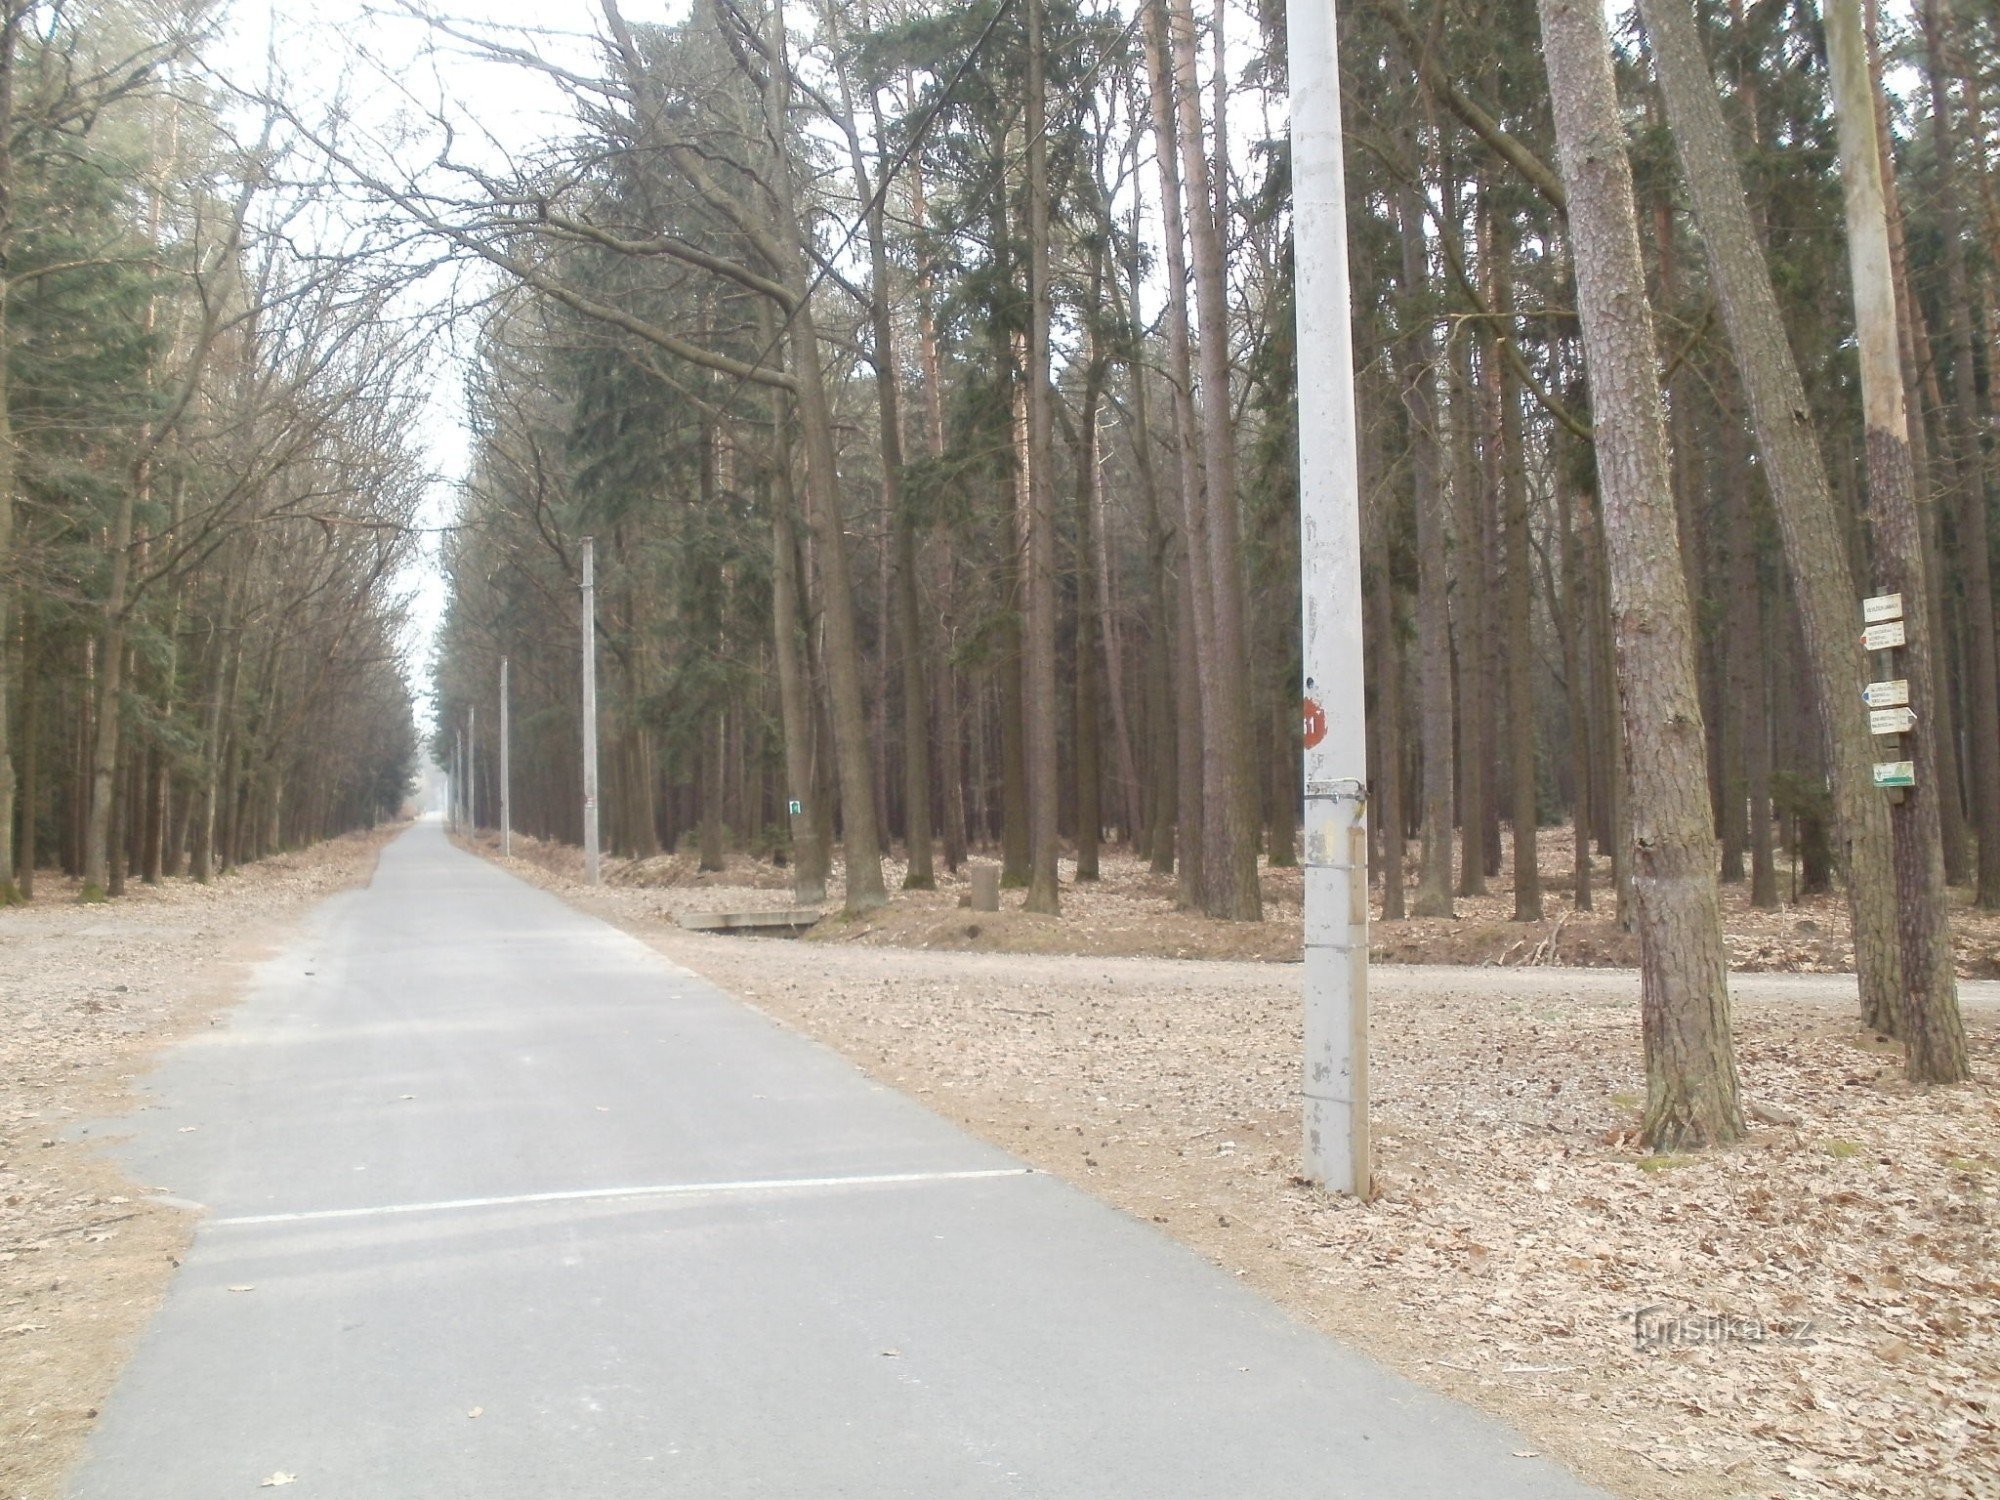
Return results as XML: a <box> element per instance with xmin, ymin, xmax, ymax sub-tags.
<box><xmin>1869</xmin><ymin>706</ymin><xmax>1917</xmax><ymax>736</ymax></box>
<box><xmin>1861</xmin><ymin>679</ymin><xmax>1910</xmax><ymax>708</ymax></box>
<box><xmin>1872</xmin><ymin>761</ymin><xmax>1916</xmax><ymax>788</ymax></box>
<box><xmin>1861</xmin><ymin>592</ymin><xmax>1904</xmax><ymax>623</ymax></box>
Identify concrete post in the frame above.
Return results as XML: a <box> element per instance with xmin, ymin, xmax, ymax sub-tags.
<box><xmin>582</xmin><ymin>536</ymin><xmax>601</xmax><ymax>886</ymax></box>
<box><xmin>969</xmin><ymin>864</ymin><xmax>1000</xmax><ymax>912</ymax></box>
<box><xmin>500</xmin><ymin>656</ymin><xmax>512</xmax><ymax>858</ymax></box>
<box><xmin>1291</xmin><ymin>0</ymin><xmax>1370</xmax><ymax>1194</ymax></box>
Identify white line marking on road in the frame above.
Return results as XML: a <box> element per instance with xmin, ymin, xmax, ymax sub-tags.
<box><xmin>210</xmin><ymin>1166</ymin><xmax>1035</xmax><ymax>1227</ymax></box>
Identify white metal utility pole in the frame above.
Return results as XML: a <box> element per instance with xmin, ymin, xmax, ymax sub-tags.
<box><xmin>467</xmin><ymin>705</ymin><xmax>477</xmax><ymax>834</ymax></box>
<box><xmin>500</xmin><ymin>656</ymin><xmax>512</xmax><ymax>858</ymax></box>
<box><xmin>581</xmin><ymin>536</ymin><xmax>602</xmax><ymax>885</ymax></box>
<box><xmin>1291</xmin><ymin>0</ymin><xmax>1370</xmax><ymax>1194</ymax></box>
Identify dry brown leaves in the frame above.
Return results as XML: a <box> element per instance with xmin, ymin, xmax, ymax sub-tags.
<box><xmin>487</xmin><ymin>825</ymin><xmax>2000</xmax><ymax>980</ymax></box>
<box><xmin>0</xmin><ymin>827</ymin><xmax>399</xmax><ymax>1500</ymax></box>
<box><xmin>501</xmin><ymin>835</ymin><xmax>2000</xmax><ymax>1500</ymax></box>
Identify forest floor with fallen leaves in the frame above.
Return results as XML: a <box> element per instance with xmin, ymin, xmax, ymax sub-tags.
<box><xmin>483</xmin><ymin>828</ymin><xmax>2000</xmax><ymax>1499</ymax></box>
<box><xmin>491</xmin><ymin>822</ymin><xmax>2000</xmax><ymax>977</ymax></box>
<box><xmin>0</xmin><ymin>827</ymin><xmax>400</xmax><ymax>1500</ymax></box>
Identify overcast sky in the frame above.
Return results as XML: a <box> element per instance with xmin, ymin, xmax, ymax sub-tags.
<box><xmin>208</xmin><ymin>1</ymin><xmax>632</xmax><ymax>729</ymax></box>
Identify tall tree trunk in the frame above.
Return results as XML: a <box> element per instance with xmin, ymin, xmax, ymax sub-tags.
<box><xmin>761</xmin><ymin>0</ymin><xmax>884</xmax><ymax>911</ymax></box>
<box><xmin>1369</xmin><ymin>571</ymin><xmax>1407</xmax><ymax>922</ymax></box>
<box><xmin>1143</xmin><ymin>0</ymin><xmax>1210</xmax><ymax>910</ymax></box>
<box><xmin>1453</xmin><ymin>286</ymin><xmax>1490</xmax><ymax>897</ymax></box>
<box><xmin>1022</xmin><ymin>0</ymin><xmax>1060</xmax><ymax>915</ymax></box>
<box><xmin>16</xmin><ymin>603</ymin><xmax>35</xmax><ymax>897</ymax></box>
<box><xmin>1494</xmin><ymin>216</ymin><xmax>1542</xmax><ymax>921</ymax></box>
<box><xmin>1824</xmin><ymin>0</ymin><xmax>1969</xmax><ymax>1081</ymax></box>
<box><xmin>1539</xmin><ymin>0</ymin><xmax>1742</xmax><ymax>1147</ymax></box>
<box><xmin>0</xmin><ymin>13</ymin><xmax>18</xmax><ymax>903</ymax></box>
<box><xmin>1638</xmin><ymin>0</ymin><xmax>1905</xmax><ymax>1035</ymax></box>
<box><xmin>1865</xmin><ymin>0</ymin><xmax>1970</xmax><ymax>884</ymax></box>
<box><xmin>830</xmin><ymin>29</ymin><xmax>934</xmax><ymax>891</ymax></box>
<box><xmin>1174</xmin><ymin>545</ymin><xmax>1205</xmax><ymax>907</ymax></box>
<box><xmin>1167</xmin><ymin>0</ymin><xmax>1260</xmax><ymax>920</ymax></box>
<box><xmin>1093</xmin><ymin>403</ymin><xmax>1142</xmax><ymax>850</ymax></box>
<box><xmin>1074</xmin><ymin>372</ymin><xmax>1105</xmax><ymax>881</ymax></box>
<box><xmin>1122</xmin><ymin>218</ymin><xmax>1178</xmax><ymax>875</ymax></box>
<box><xmin>1920</xmin><ymin>0</ymin><xmax>2000</xmax><ymax>908</ymax></box>
<box><xmin>1728</xmin><ymin>478</ymin><xmax>1779</xmax><ymax>908</ymax></box>
<box><xmin>1584</xmin><ymin>410</ymin><xmax>1635</xmax><ymax>923</ymax></box>
<box><xmin>82</xmin><ymin>481</ymin><xmax>139</xmax><ymax>898</ymax></box>
<box><xmin>910</xmin><ymin>153</ymin><xmax>963</xmax><ymax>877</ymax></box>
<box><xmin>1362</xmin><ymin>385</ymin><xmax>1406</xmax><ymax>920</ymax></box>
<box><xmin>699</xmin><ymin>716</ymin><xmax>725</xmax><ymax>872</ymax></box>
<box><xmin>191</xmin><ymin>573</ymin><xmax>241</xmax><ymax>885</ymax></box>
<box><xmin>764</xmin><ymin>371</ymin><xmax>829</xmax><ymax>905</ymax></box>
<box><xmin>1001</xmin><ymin>371</ymin><xmax>1032</xmax><ymax>887</ymax></box>
<box><xmin>1555</xmin><ymin>435</ymin><xmax>1594</xmax><ymax>911</ymax></box>
<box><xmin>1398</xmin><ymin>172</ymin><xmax>1456</xmax><ymax>918</ymax></box>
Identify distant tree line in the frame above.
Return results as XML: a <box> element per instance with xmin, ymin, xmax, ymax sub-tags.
<box><xmin>390</xmin><ymin>0</ymin><xmax>1993</xmax><ymax>1138</ymax></box>
<box><xmin>0</xmin><ymin>0</ymin><xmax>424</xmax><ymax>901</ymax></box>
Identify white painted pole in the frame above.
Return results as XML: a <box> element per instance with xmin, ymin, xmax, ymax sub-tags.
<box><xmin>581</xmin><ymin>536</ymin><xmax>601</xmax><ymax>885</ymax></box>
<box><xmin>467</xmin><ymin>704</ymin><xmax>477</xmax><ymax>835</ymax></box>
<box><xmin>500</xmin><ymin>656</ymin><xmax>512</xmax><ymax>858</ymax></box>
<box><xmin>1290</xmin><ymin>0</ymin><xmax>1370</xmax><ymax>1194</ymax></box>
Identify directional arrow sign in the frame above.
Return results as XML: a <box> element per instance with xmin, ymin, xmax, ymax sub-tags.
<box><xmin>1869</xmin><ymin>706</ymin><xmax>1917</xmax><ymax>736</ymax></box>
<box><xmin>1862</xmin><ymin>592</ymin><xmax>1904</xmax><ymax>624</ymax></box>
<box><xmin>1862</xmin><ymin>679</ymin><xmax>1910</xmax><ymax>708</ymax></box>
<box><xmin>1873</xmin><ymin>761</ymin><xmax>1916</xmax><ymax>788</ymax></box>
<box><xmin>1861</xmin><ymin>620</ymin><xmax>1906</xmax><ymax>651</ymax></box>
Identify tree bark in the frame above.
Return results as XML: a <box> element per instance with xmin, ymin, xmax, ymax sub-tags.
<box><xmin>764</xmin><ymin>378</ymin><xmax>829</xmax><ymax>905</ymax></box>
<box><xmin>1074</xmin><ymin>369</ymin><xmax>1105</xmax><ymax>880</ymax></box>
<box><xmin>1167</xmin><ymin>0</ymin><xmax>1260</xmax><ymax>920</ymax></box>
<box><xmin>1824</xmin><ymin>0</ymin><xmax>1968</xmax><ymax>1081</ymax></box>
<box><xmin>1022</xmin><ymin>0</ymin><xmax>1060</xmax><ymax>915</ymax></box>
<box><xmin>829</xmin><ymin>24</ymin><xmax>934</xmax><ymax>892</ymax></box>
<box><xmin>1727</xmin><ymin>478</ymin><xmax>1779</xmax><ymax>908</ymax></box>
<box><xmin>1637</xmin><ymin>0</ymin><xmax>1904</xmax><ymax>1035</ymax></box>
<box><xmin>1538</xmin><ymin>0</ymin><xmax>1742</xmax><ymax>1147</ymax></box>
<box><xmin>760</xmin><ymin>0</ymin><xmax>884</xmax><ymax>910</ymax></box>
<box><xmin>1919</xmin><ymin>0</ymin><xmax>2000</xmax><ymax>908</ymax></box>
<box><xmin>1494</xmin><ymin>215</ymin><xmax>1542</xmax><ymax>921</ymax></box>
<box><xmin>1001</xmin><ymin>363</ymin><xmax>1032</xmax><ymax>887</ymax></box>
<box><xmin>1398</xmin><ymin>173</ymin><xmax>1456</xmax><ymax>918</ymax></box>
<box><xmin>1141</xmin><ymin>3</ymin><xmax>1207</xmax><ymax>906</ymax></box>
<box><xmin>1555</xmin><ymin>432</ymin><xmax>1594</xmax><ymax>911</ymax></box>
<box><xmin>1863</xmin><ymin>0</ymin><xmax>1970</xmax><ymax>884</ymax></box>
<box><xmin>1453</xmin><ymin>272</ymin><xmax>1490</xmax><ymax>897</ymax></box>
<box><xmin>0</xmin><ymin>12</ymin><xmax>18</xmax><ymax>902</ymax></box>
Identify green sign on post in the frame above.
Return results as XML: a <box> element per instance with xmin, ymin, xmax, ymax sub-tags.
<box><xmin>788</xmin><ymin>799</ymin><xmax>803</xmax><ymax>816</ymax></box>
<box><xmin>1872</xmin><ymin>761</ymin><xmax>1915</xmax><ymax>789</ymax></box>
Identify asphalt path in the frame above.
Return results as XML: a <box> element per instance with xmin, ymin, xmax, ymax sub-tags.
<box><xmin>71</xmin><ymin>819</ymin><xmax>1601</xmax><ymax>1498</ymax></box>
